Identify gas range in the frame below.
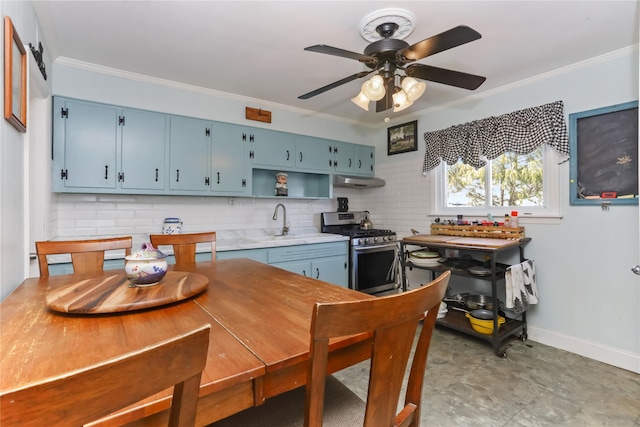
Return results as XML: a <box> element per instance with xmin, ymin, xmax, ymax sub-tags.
<box><xmin>320</xmin><ymin>212</ymin><xmax>396</xmax><ymax>248</ymax></box>
<box><xmin>321</xmin><ymin>211</ymin><xmax>398</xmax><ymax>295</ymax></box>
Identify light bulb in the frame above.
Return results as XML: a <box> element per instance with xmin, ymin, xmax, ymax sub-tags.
<box><xmin>401</xmin><ymin>77</ymin><xmax>426</xmax><ymax>102</ymax></box>
<box><xmin>392</xmin><ymin>89</ymin><xmax>413</xmax><ymax>112</ymax></box>
<box><xmin>351</xmin><ymin>91</ymin><xmax>370</xmax><ymax>111</ymax></box>
<box><xmin>361</xmin><ymin>75</ymin><xmax>386</xmax><ymax>101</ymax></box>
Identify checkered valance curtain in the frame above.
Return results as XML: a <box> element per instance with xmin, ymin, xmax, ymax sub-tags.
<box><xmin>422</xmin><ymin>100</ymin><xmax>569</xmax><ymax>173</ymax></box>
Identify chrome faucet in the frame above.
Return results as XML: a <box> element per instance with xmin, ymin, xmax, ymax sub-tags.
<box><xmin>273</xmin><ymin>203</ymin><xmax>290</xmax><ymax>236</ymax></box>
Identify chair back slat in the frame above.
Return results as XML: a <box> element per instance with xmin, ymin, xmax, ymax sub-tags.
<box><xmin>0</xmin><ymin>324</ymin><xmax>211</xmax><ymax>427</ymax></box>
<box><xmin>35</xmin><ymin>237</ymin><xmax>133</xmax><ymax>277</ymax></box>
<box><xmin>305</xmin><ymin>271</ymin><xmax>450</xmax><ymax>427</ymax></box>
<box><xmin>149</xmin><ymin>232</ymin><xmax>216</xmax><ymax>264</ymax></box>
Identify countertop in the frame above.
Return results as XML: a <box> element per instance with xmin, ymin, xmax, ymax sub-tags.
<box><xmin>44</xmin><ymin>228</ymin><xmax>349</xmax><ymax>264</ymax></box>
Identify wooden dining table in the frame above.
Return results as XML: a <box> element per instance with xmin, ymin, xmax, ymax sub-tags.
<box><xmin>0</xmin><ymin>258</ymin><xmax>374</xmax><ymax>426</ymax></box>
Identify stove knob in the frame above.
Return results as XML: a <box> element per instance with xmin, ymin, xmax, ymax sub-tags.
<box><xmin>373</xmin><ymin>237</ymin><xmax>379</xmax><ymax>243</ymax></box>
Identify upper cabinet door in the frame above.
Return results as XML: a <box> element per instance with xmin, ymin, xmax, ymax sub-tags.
<box><xmin>332</xmin><ymin>141</ymin><xmax>356</xmax><ymax>174</ymax></box>
<box><xmin>295</xmin><ymin>136</ymin><xmax>332</xmax><ymax>172</ymax></box>
<box><xmin>169</xmin><ymin>116</ymin><xmax>211</xmax><ymax>191</ymax></box>
<box><xmin>211</xmin><ymin>122</ymin><xmax>248</xmax><ymax>193</ymax></box>
<box><xmin>57</xmin><ymin>98</ymin><xmax>118</xmax><ymax>189</ymax></box>
<box><xmin>120</xmin><ymin>109</ymin><xmax>168</xmax><ymax>190</ymax></box>
<box><xmin>249</xmin><ymin>128</ymin><xmax>295</xmax><ymax>169</ymax></box>
<box><xmin>355</xmin><ymin>145</ymin><xmax>375</xmax><ymax>177</ymax></box>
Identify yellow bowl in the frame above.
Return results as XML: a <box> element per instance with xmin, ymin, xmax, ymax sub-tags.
<box><xmin>465</xmin><ymin>312</ymin><xmax>505</xmax><ymax>335</ymax></box>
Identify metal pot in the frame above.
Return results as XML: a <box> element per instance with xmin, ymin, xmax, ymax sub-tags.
<box><xmin>465</xmin><ymin>294</ymin><xmax>495</xmax><ymax>311</ymax></box>
<box><xmin>361</xmin><ymin>211</ymin><xmax>373</xmax><ymax>230</ymax></box>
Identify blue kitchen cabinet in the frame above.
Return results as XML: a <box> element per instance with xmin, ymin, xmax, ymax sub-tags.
<box><xmin>216</xmin><ymin>248</ymin><xmax>269</xmax><ymax>263</ymax></box>
<box><xmin>295</xmin><ymin>135</ymin><xmax>332</xmax><ymax>172</ymax></box>
<box><xmin>168</xmin><ymin>116</ymin><xmax>211</xmax><ymax>192</ymax></box>
<box><xmin>53</xmin><ymin>97</ymin><xmax>118</xmax><ymax>190</ymax></box>
<box><xmin>120</xmin><ymin>108</ymin><xmax>168</xmax><ymax>191</ymax></box>
<box><xmin>216</xmin><ymin>241</ymin><xmax>348</xmax><ymax>288</ymax></box>
<box><xmin>268</xmin><ymin>241</ymin><xmax>348</xmax><ymax>287</ymax></box>
<box><xmin>211</xmin><ymin>122</ymin><xmax>249</xmax><ymax>194</ymax></box>
<box><xmin>248</xmin><ymin>127</ymin><xmax>295</xmax><ymax>169</ymax></box>
<box><xmin>332</xmin><ymin>141</ymin><xmax>356</xmax><ymax>175</ymax></box>
<box><xmin>330</xmin><ymin>141</ymin><xmax>375</xmax><ymax>177</ymax></box>
<box><xmin>53</xmin><ymin>97</ymin><xmax>169</xmax><ymax>193</ymax></box>
<box><xmin>355</xmin><ymin>144</ymin><xmax>375</xmax><ymax>177</ymax></box>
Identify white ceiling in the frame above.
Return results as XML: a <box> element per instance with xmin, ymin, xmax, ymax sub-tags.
<box><xmin>32</xmin><ymin>1</ymin><xmax>639</xmax><ymax>125</ymax></box>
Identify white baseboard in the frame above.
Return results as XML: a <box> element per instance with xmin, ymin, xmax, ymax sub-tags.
<box><xmin>527</xmin><ymin>326</ymin><xmax>640</xmax><ymax>374</ymax></box>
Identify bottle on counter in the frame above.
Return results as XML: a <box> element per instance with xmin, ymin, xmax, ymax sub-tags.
<box><xmin>504</xmin><ymin>214</ymin><xmax>511</xmax><ymax>227</ymax></box>
<box><xmin>511</xmin><ymin>211</ymin><xmax>519</xmax><ymax>227</ymax></box>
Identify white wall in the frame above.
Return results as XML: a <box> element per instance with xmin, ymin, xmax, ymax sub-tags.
<box><xmin>0</xmin><ymin>0</ymin><xmax>52</xmax><ymax>301</ymax></box>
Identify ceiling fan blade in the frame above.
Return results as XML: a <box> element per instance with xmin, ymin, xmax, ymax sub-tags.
<box><xmin>298</xmin><ymin>71</ymin><xmax>373</xmax><ymax>99</ymax></box>
<box><xmin>304</xmin><ymin>45</ymin><xmax>376</xmax><ymax>63</ymax></box>
<box><xmin>405</xmin><ymin>64</ymin><xmax>486</xmax><ymax>90</ymax></box>
<box><xmin>375</xmin><ymin>77</ymin><xmax>395</xmax><ymax>113</ymax></box>
<box><xmin>398</xmin><ymin>25</ymin><xmax>482</xmax><ymax>62</ymax></box>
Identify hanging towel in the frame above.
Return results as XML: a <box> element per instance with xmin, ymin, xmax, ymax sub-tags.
<box><xmin>505</xmin><ymin>260</ymin><xmax>538</xmax><ymax>313</ymax></box>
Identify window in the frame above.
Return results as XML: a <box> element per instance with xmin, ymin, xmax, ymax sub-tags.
<box><xmin>431</xmin><ymin>145</ymin><xmax>561</xmax><ymax>221</ymax></box>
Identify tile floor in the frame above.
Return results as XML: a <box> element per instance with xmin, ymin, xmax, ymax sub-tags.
<box><xmin>333</xmin><ymin>326</ymin><xmax>640</xmax><ymax>427</ymax></box>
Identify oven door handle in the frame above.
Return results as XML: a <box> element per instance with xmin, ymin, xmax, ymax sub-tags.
<box><xmin>352</xmin><ymin>242</ymin><xmax>398</xmax><ymax>252</ymax></box>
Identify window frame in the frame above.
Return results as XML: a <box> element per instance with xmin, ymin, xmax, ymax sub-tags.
<box><xmin>429</xmin><ymin>145</ymin><xmax>562</xmax><ymax>224</ymax></box>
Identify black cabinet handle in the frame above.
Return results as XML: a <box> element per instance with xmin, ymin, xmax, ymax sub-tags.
<box><xmin>358</xmin><ymin>160</ymin><xmax>362</xmax><ymax>169</ymax></box>
<box><xmin>217</xmin><ymin>172</ymin><xmax>220</xmax><ymax>184</ymax></box>
<box><xmin>299</xmin><ymin>152</ymin><xmax>303</xmax><ymax>162</ymax></box>
<box><xmin>104</xmin><ymin>165</ymin><xmax>108</xmax><ymax>179</ymax></box>
<box><xmin>302</xmin><ymin>270</ymin><xmax>307</xmax><ymax>277</ymax></box>
<box><xmin>286</xmin><ymin>150</ymin><xmax>290</xmax><ymax>161</ymax></box>
<box><xmin>349</xmin><ymin>158</ymin><xmax>352</xmax><ymax>167</ymax></box>
<box><xmin>315</xmin><ymin>268</ymin><xmax>320</xmax><ymax>279</ymax></box>
<box><xmin>155</xmin><ymin>168</ymin><xmax>158</xmax><ymax>182</ymax></box>
<box><xmin>176</xmin><ymin>169</ymin><xmax>180</xmax><ymax>182</ymax></box>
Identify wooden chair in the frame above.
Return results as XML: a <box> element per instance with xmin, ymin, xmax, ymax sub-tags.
<box><xmin>150</xmin><ymin>232</ymin><xmax>217</xmax><ymax>264</ymax></box>
<box><xmin>0</xmin><ymin>324</ymin><xmax>211</xmax><ymax>427</ymax></box>
<box><xmin>212</xmin><ymin>271</ymin><xmax>450</xmax><ymax>427</ymax></box>
<box><xmin>35</xmin><ymin>236</ymin><xmax>133</xmax><ymax>276</ymax></box>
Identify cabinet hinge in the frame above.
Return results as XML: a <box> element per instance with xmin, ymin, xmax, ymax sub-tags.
<box><xmin>242</xmin><ymin>133</ymin><xmax>247</xmax><ymax>142</ymax></box>
<box><xmin>118</xmin><ymin>172</ymin><xmax>124</xmax><ymax>182</ymax></box>
<box><xmin>118</xmin><ymin>116</ymin><xmax>125</xmax><ymax>126</ymax></box>
<box><xmin>60</xmin><ymin>169</ymin><xmax>68</xmax><ymax>180</ymax></box>
<box><xmin>206</xmin><ymin>128</ymin><xmax>211</xmax><ymax>137</ymax></box>
<box><xmin>242</xmin><ymin>179</ymin><xmax>247</xmax><ymax>187</ymax></box>
<box><xmin>61</xmin><ymin>108</ymin><xmax>69</xmax><ymax>118</ymax></box>
<box><xmin>249</xmin><ymin>134</ymin><xmax>255</xmax><ymax>143</ymax></box>
<box><xmin>205</xmin><ymin>177</ymin><xmax>210</xmax><ymax>186</ymax></box>
<box><xmin>249</xmin><ymin>151</ymin><xmax>254</xmax><ymax>159</ymax></box>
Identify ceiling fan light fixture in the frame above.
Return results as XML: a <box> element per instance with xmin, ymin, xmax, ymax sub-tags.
<box><xmin>401</xmin><ymin>77</ymin><xmax>426</xmax><ymax>102</ymax></box>
<box><xmin>351</xmin><ymin>91</ymin><xmax>370</xmax><ymax>111</ymax></box>
<box><xmin>392</xmin><ymin>88</ymin><xmax>413</xmax><ymax>112</ymax></box>
<box><xmin>361</xmin><ymin>75</ymin><xmax>386</xmax><ymax>101</ymax></box>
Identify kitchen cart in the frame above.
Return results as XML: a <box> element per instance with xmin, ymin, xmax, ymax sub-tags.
<box><xmin>399</xmin><ymin>235</ymin><xmax>531</xmax><ymax>357</ymax></box>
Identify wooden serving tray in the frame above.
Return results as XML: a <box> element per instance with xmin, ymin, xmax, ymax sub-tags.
<box><xmin>46</xmin><ymin>271</ymin><xmax>208</xmax><ymax>314</ymax></box>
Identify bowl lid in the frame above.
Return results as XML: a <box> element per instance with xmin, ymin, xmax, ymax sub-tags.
<box><xmin>125</xmin><ymin>242</ymin><xmax>167</xmax><ymax>260</ymax></box>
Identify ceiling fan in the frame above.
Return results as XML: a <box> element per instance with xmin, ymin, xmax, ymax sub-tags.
<box><xmin>298</xmin><ymin>23</ymin><xmax>486</xmax><ymax>113</ymax></box>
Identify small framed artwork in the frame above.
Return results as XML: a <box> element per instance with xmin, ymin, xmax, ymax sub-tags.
<box><xmin>569</xmin><ymin>101</ymin><xmax>638</xmax><ymax>205</ymax></box>
<box><xmin>4</xmin><ymin>16</ymin><xmax>27</xmax><ymax>133</ymax></box>
<box><xmin>387</xmin><ymin>120</ymin><xmax>417</xmax><ymax>155</ymax></box>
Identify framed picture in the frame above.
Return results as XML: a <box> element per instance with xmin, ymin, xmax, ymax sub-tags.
<box><xmin>387</xmin><ymin>120</ymin><xmax>417</xmax><ymax>155</ymax></box>
<box><xmin>4</xmin><ymin>16</ymin><xmax>27</xmax><ymax>133</ymax></box>
<box><xmin>569</xmin><ymin>101</ymin><xmax>638</xmax><ymax>205</ymax></box>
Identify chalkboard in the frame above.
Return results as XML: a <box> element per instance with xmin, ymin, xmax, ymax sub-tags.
<box><xmin>569</xmin><ymin>101</ymin><xmax>638</xmax><ymax>205</ymax></box>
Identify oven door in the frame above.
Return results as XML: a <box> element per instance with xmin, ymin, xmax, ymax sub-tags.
<box><xmin>351</xmin><ymin>242</ymin><xmax>398</xmax><ymax>295</ymax></box>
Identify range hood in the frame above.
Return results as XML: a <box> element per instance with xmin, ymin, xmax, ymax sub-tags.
<box><xmin>333</xmin><ymin>174</ymin><xmax>385</xmax><ymax>188</ymax></box>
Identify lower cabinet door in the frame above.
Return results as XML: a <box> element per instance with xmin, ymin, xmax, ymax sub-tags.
<box><xmin>271</xmin><ymin>260</ymin><xmax>312</xmax><ymax>277</ymax></box>
<box><xmin>313</xmin><ymin>257</ymin><xmax>348</xmax><ymax>288</ymax></box>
